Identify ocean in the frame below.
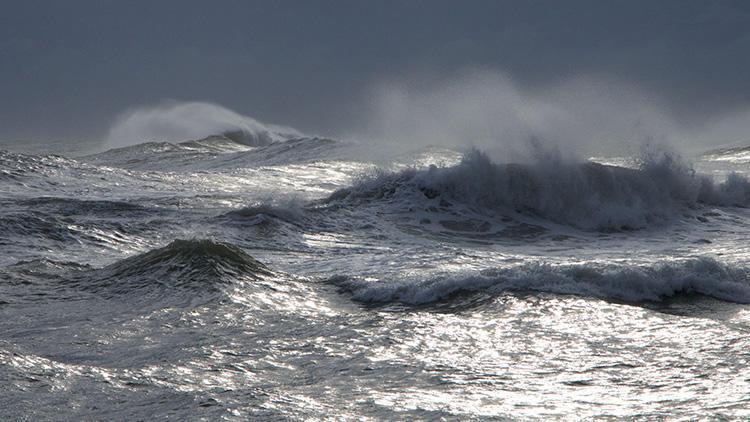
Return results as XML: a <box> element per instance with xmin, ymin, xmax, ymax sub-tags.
<box><xmin>1</xmin><ymin>132</ymin><xmax>749</xmax><ymax>420</ymax></box>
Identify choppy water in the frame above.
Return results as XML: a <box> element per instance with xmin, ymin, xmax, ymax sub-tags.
<box><xmin>2</xmin><ymin>133</ymin><xmax>750</xmax><ymax>420</ymax></box>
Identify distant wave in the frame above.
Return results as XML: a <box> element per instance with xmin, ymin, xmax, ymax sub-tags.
<box><xmin>83</xmin><ymin>136</ymin><xmax>342</xmax><ymax>171</ymax></box>
<box><xmin>334</xmin><ymin>257</ymin><xmax>750</xmax><ymax>305</ymax></box>
<box><xmin>105</xmin><ymin>101</ymin><xmax>302</xmax><ymax>149</ymax></box>
<box><xmin>0</xmin><ymin>150</ymin><xmax>79</xmax><ymax>180</ymax></box>
<box><xmin>81</xmin><ymin>136</ymin><xmax>253</xmax><ymax>170</ymax></box>
<box><xmin>0</xmin><ymin>198</ymin><xmax>162</xmax><ymax>252</ymax></box>
<box><xmin>702</xmin><ymin>145</ymin><xmax>750</xmax><ymax>164</ymax></box>
<box><xmin>327</xmin><ymin>149</ymin><xmax>750</xmax><ymax>230</ymax></box>
<box><xmin>219</xmin><ymin>202</ymin><xmax>305</xmax><ymax>226</ymax></box>
<box><xmin>210</xmin><ymin>137</ymin><xmax>343</xmax><ymax>167</ymax></box>
<box><xmin>18</xmin><ymin>197</ymin><xmax>145</xmax><ymax>214</ymax></box>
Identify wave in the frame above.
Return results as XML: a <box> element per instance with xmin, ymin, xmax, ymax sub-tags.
<box><xmin>83</xmin><ymin>239</ymin><xmax>272</xmax><ymax>296</ymax></box>
<box><xmin>0</xmin><ymin>259</ymin><xmax>94</xmax><ymax>303</ymax></box>
<box><xmin>18</xmin><ymin>197</ymin><xmax>145</xmax><ymax>214</ymax></box>
<box><xmin>81</xmin><ymin>133</ymin><xmax>254</xmax><ymax>170</ymax></box>
<box><xmin>82</xmin><ymin>136</ymin><xmax>344</xmax><ymax>171</ymax></box>
<box><xmin>327</xmin><ymin>149</ymin><xmax>750</xmax><ymax>230</ymax></box>
<box><xmin>208</xmin><ymin>137</ymin><xmax>345</xmax><ymax>168</ymax></box>
<box><xmin>0</xmin><ymin>198</ymin><xmax>163</xmax><ymax>253</ymax></box>
<box><xmin>0</xmin><ymin>212</ymin><xmax>142</xmax><ymax>247</ymax></box>
<box><xmin>219</xmin><ymin>202</ymin><xmax>305</xmax><ymax>226</ymax></box>
<box><xmin>1</xmin><ymin>240</ymin><xmax>275</xmax><ymax>304</ymax></box>
<box><xmin>5</xmin><ymin>135</ymin><xmax>346</xmax><ymax>176</ymax></box>
<box><xmin>0</xmin><ymin>213</ymin><xmax>84</xmax><ymax>243</ymax></box>
<box><xmin>702</xmin><ymin>145</ymin><xmax>750</xmax><ymax>163</ymax></box>
<box><xmin>104</xmin><ymin>101</ymin><xmax>302</xmax><ymax>150</ymax></box>
<box><xmin>0</xmin><ymin>150</ymin><xmax>79</xmax><ymax>181</ymax></box>
<box><xmin>333</xmin><ymin>257</ymin><xmax>750</xmax><ymax>305</ymax></box>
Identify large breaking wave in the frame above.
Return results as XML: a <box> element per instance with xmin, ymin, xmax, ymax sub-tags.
<box><xmin>328</xmin><ymin>149</ymin><xmax>750</xmax><ymax>230</ymax></box>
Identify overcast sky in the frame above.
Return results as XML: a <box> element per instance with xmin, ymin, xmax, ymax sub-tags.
<box><xmin>1</xmin><ymin>0</ymin><xmax>749</xmax><ymax>144</ymax></box>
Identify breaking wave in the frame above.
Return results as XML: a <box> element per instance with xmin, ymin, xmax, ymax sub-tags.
<box><xmin>334</xmin><ymin>257</ymin><xmax>750</xmax><ymax>305</ymax></box>
<box><xmin>328</xmin><ymin>149</ymin><xmax>750</xmax><ymax>230</ymax></box>
<box><xmin>105</xmin><ymin>101</ymin><xmax>302</xmax><ymax>149</ymax></box>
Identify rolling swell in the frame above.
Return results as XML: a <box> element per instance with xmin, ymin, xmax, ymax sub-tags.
<box><xmin>17</xmin><ymin>197</ymin><xmax>146</xmax><ymax>215</ymax></box>
<box><xmin>218</xmin><ymin>203</ymin><xmax>305</xmax><ymax>227</ymax></box>
<box><xmin>328</xmin><ymin>150</ymin><xmax>750</xmax><ymax>230</ymax></box>
<box><xmin>215</xmin><ymin>137</ymin><xmax>343</xmax><ymax>167</ymax></box>
<box><xmin>0</xmin><ymin>259</ymin><xmax>93</xmax><ymax>303</ymax></box>
<box><xmin>82</xmin><ymin>136</ymin><xmax>344</xmax><ymax>171</ymax></box>
<box><xmin>334</xmin><ymin>257</ymin><xmax>750</xmax><ymax>305</ymax></box>
<box><xmin>0</xmin><ymin>198</ymin><xmax>166</xmax><ymax>257</ymax></box>
<box><xmin>0</xmin><ymin>212</ymin><xmax>88</xmax><ymax>243</ymax></box>
<box><xmin>81</xmin><ymin>135</ymin><xmax>252</xmax><ymax>170</ymax></box>
<box><xmin>0</xmin><ymin>150</ymin><xmax>80</xmax><ymax>183</ymax></box>
<box><xmin>80</xmin><ymin>239</ymin><xmax>272</xmax><ymax>297</ymax></box>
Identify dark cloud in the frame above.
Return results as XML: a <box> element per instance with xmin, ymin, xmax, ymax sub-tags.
<box><xmin>1</xmin><ymin>0</ymin><xmax>749</xmax><ymax>144</ymax></box>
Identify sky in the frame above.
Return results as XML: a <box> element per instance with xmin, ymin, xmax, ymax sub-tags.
<box><xmin>1</xmin><ymin>0</ymin><xmax>749</xmax><ymax>148</ymax></box>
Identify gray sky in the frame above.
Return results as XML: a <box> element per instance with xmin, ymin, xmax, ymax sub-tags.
<box><xmin>1</xmin><ymin>0</ymin><xmax>749</xmax><ymax>145</ymax></box>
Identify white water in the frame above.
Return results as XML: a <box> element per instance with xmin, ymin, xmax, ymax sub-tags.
<box><xmin>2</xmin><ymin>131</ymin><xmax>750</xmax><ymax>419</ymax></box>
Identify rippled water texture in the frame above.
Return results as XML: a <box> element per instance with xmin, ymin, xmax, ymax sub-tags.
<box><xmin>1</xmin><ymin>135</ymin><xmax>749</xmax><ymax>419</ymax></box>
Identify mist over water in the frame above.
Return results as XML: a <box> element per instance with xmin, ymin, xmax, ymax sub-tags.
<box><xmin>355</xmin><ymin>70</ymin><xmax>750</xmax><ymax>163</ymax></box>
<box><xmin>87</xmin><ymin>69</ymin><xmax>750</xmax><ymax>171</ymax></box>
<box><xmin>104</xmin><ymin>101</ymin><xmax>303</xmax><ymax>150</ymax></box>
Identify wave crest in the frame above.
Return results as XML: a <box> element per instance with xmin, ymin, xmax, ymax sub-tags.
<box><xmin>105</xmin><ymin>101</ymin><xmax>302</xmax><ymax>149</ymax></box>
<box><xmin>329</xmin><ymin>149</ymin><xmax>750</xmax><ymax>230</ymax></box>
<box><xmin>86</xmin><ymin>239</ymin><xmax>272</xmax><ymax>296</ymax></box>
<box><xmin>334</xmin><ymin>257</ymin><xmax>750</xmax><ymax>305</ymax></box>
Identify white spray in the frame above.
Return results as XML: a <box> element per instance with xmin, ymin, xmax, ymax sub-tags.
<box><xmin>104</xmin><ymin>101</ymin><xmax>302</xmax><ymax>149</ymax></box>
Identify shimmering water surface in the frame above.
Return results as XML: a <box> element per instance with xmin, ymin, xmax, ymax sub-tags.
<box><xmin>1</xmin><ymin>135</ymin><xmax>750</xmax><ymax>420</ymax></box>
